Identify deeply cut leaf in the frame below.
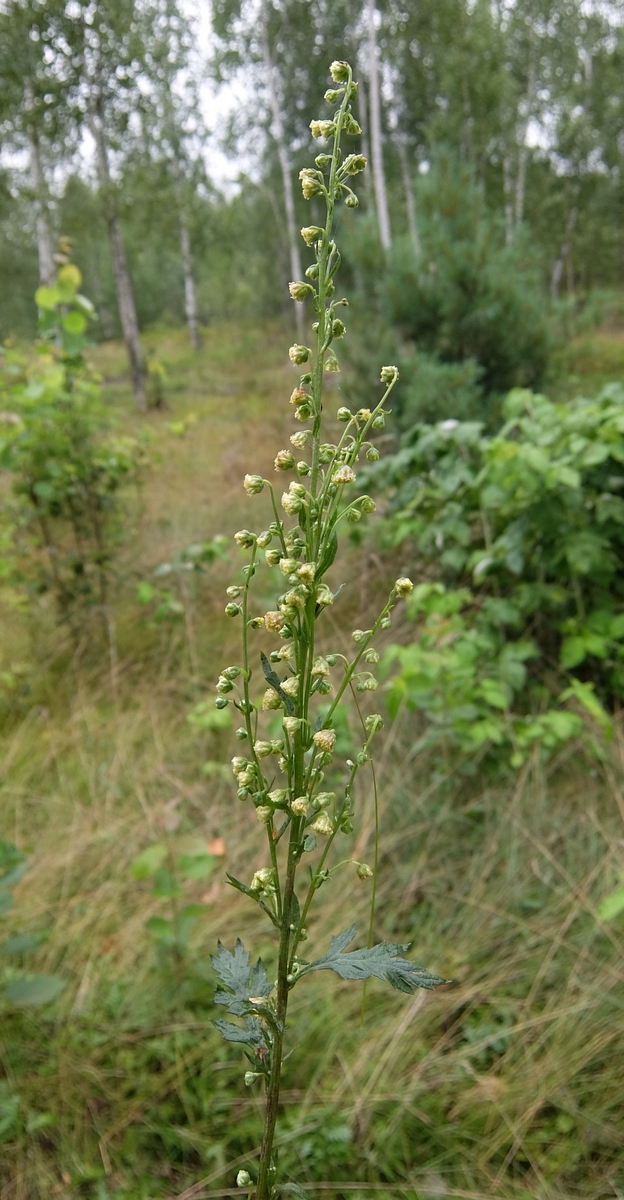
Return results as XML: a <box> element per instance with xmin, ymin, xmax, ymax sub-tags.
<box><xmin>212</xmin><ymin>938</ymin><xmax>272</xmax><ymax>1016</ymax></box>
<box><xmin>299</xmin><ymin>925</ymin><xmax>446</xmax><ymax>994</ymax></box>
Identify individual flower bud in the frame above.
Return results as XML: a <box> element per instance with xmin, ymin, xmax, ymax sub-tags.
<box><xmin>329</xmin><ymin>60</ymin><xmax>350</xmax><ymax>83</ymax></box>
<box><xmin>345</xmin><ymin>194</ymin><xmax>359</xmax><ymax>208</ymax></box>
<box><xmin>311</xmin><ymin>813</ymin><xmax>333</xmax><ymax>836</ymax></box>
<box><xmin>238</xmin><ymin>769</ymin><xmax>255</xmax><ymax>786</ymax></box>
<box><xmin>299</xmin><ymin>168</ymin><xmax>323</xmax><ymax>199</ymax></box>
<box><xmin>296</xmin><ymin>562</ymin><xmax>316</xmax><ymax>583</ymax></box>
<box><xmin>235</xmin><ymin>727</ymin><xmax>248</xmax><ymax>740</ymax></box>
<box><xmin>357</xmin><ymin>862</ymin><xmax>374</xmax><ymax>880</ymax></box>
<box><xmin>337</xmin><ymin>407</ymin><xmax>352</xmax><ymax>422</ymax></box>
<box><xmin>281</xmin><ymin>675</ymin><xmax>299</xmax><ymax>698</ymax></box>
<box><xmin>282</xmin><ymin>491</ymin><xmax>303</xmax><ymax>515</ymax></box>
<box><xmin>237</xmin><ymin>1171</ymin><xmax>252</xmax><ymax>1188</ymax></box>
<box><xmin>264</xmin><ymin>611</ymin><xmax>283</xmax><ymax>633</ymax></box>
<box><xmin>216</xmin><ymin>676</ymin><xmax>233</xmax><ymax>694</ymax></box>
<box><xmin>277</xmin><ymin>643</ymin><xmax>295</xmax><ymax>660</ymax></box>
<box><xmin>250</xmin><ymin>867</ymin><xmax>275</xmax><ymax>892</ymax></box>
<box><xmin>346</xmin><ymin>508</ymin><xmax>362</xmax><ymax>523</ymax></box>
<box><xmin>324</xmin><ymin>87</ymin><xmax>342</xmax><ymax>103</ymax></box>
<box><xmin>215</xmin><ymin>696</ymin><xmax>229</xmax><ymax>709</ymax></box>
<box><xmin>313</xmin><ymin>728</ymin><xmax>336</xmax><ymax>753</ymax></box>
<box><xmin>300</xmin><ymin>225</ymin><xmax>324</xmax><ymax>246</ymax></box>
<box><xmin>262</xmin><ymin>686</ymin><xmax>281</xmax><ymax>710</ymax></box>
<box><xmin>225</xmin><ymin>603</ymin><xmax>242</xmax><ymax>617</ymax></box>
<box><xmin>254</xmin><ymin>741</ymin><xmax>273</xmax><ymax>758</ymax></box>
<box><xmin>269</xmin><ymin>788</ymin><xmax>289</xmax><ymax>807</ymax></box>
<box><xmin>291</xmin><ymin>796</ymin><xmax>309</xmax><ymax>816</ymax></box>
<box><xmin>234</xmin><ymin>529</ymin><xmax>255</xmax><ymax>548</ymax></box>
<box><xmin>270</xmin><ymin>739</ymin><xmax>284</xmax><ymax>755</ymax></box>
<box><xmin>332</xmin><ymin>464</ymin><xmax>356</xmax><ymax>485</ymax></box>
<box><xmin>284</xmin><ymin>588</ymin><xmax>307</xmax><ymax>610</ymax></box>
<box><xmin>290</xmin><ymin>430</ymin><xmax>309</xmax><ymax>449</ymax></box>
<box><xmin>289</xmin><ymin>279</ymin><xmax>315</xmax><ymax>301</ymax></box>
<box><xmin>357</xmin><ymin>677</ymin><xmax>378</xmax><ymax>692</ymax></box>
<box><xmin>372</xmin><ymin>414</ymin><xmax>385</xmax><ymax>429</ymax></box>
<box><xmin>278</xmin><ymin>755</ymin><xmax>289</xmax><ymax>772</ymax></box>
<box><xmin>332</xmin><ymin>319</ymin><xmax>346</xmax><ymax>338</ymax></box>
<box><xmin>380</xmin><ymin>615</ymin><xmax>392</xmax><ymax>629</ymax></box>
<box><xmin>318</xmin><ymin>443</ymin><xmax>336</xmax><ymax>462</ymax></box>
<box><xmin>380</xmin><ymin>365</ymin><xmax>399</xmax><ymax>384</ymax></box>
<box><xmin>352</xmin><ymin>629</ymin><xmax>368</xmax><ymax>643</ymax></box>
<box><xmin>226</xmin><ymin>585</ymin><xmax>243</xmax><ymax>598</ymax></box>
<box><xmin>315</xmin><ymin>791</ymin><xmax>336</xmax><ymax>809</ymax></box>
<box><xmin>252</xmin><ymin>616</ymin><xmax>266</xmax><ymax>630</ymax></box>
<box><xmin>231</xmin><ymin>756</ymin><xmax>248</xmax><ymax>773</ymax></box>
<box><xmin>283</xmin><ymin>716</ymin><xmax>301</xmax><ymax>736</ymax></box>
<box><xmin>290</xmin><ymin>387</ymin><xmax>309</xmax><ymax>407</ymax></box>
<box><xmin>364</xmin><ymin>648</ymin><xmax>380</xmax><ymax>664</ymax></box>
<box><xmin>356</xmin><ymin>750</ymin><xmax>368</xmax><ymax>765</ymax></box>
<box><xmin>360</xmin><ymin>496</ymin><xmax>377</xmax><ymax>513</ymax></box>
<box><xmin>325</xmin><ymin>355</ymin><xmax>340</xmax><ymax>373</ymax></box>
<box><xmin>244</xmin><ymin>1072</ymin><xmax>258</xmax><ymax>1087</ymax></box>
<box><xmin>265</xmin><ymin>549</ymin><xmax>282</xmax><ymax>567</ymax></box>
<box><xmin>365</xmin><ymin>713</ymin><xmax>384</xmax><ymax>734</ymax></box>
<box><xmin>342</xmin><ymin>153</ymin><xmax>367</xmax><ymax>175</ymax></box>
<box><xmin>342</xmin><ymin>112</ymin><xmax>362</xmax><ymax>135</ymax></box>
<box><xmin>244</xmin><ymin>474</ymin><xmax>264</xmax><ymax>495</ymax></box>
<box><xmin>366</xmin><ymin>446</ymin><xmax>380</xmax><ymax>461</ymax></box>
<box><xmin>257</xmin><ymin>531</ymin><xmax>272</xmax><ymax>550</ymax></box>
<box><xmin>275</xmin><ymin>450</ymin><xmax>296</xmax><ymax>472</ymax></box>
<box><xmin>356</xmin><ymin>408</ymin><xmax>371</xmax><ymax>422</ymax></box>
<box><xmin>224</xmin><ymin>665</ymin><xmax>242</xmax><ymax>679</ymax></box>
<box><xmin>289</xmin><ymin>344</ymin><xmax>310</xmax><ymax>364</ymax></box>
<box><xmin>294</xmin><ymin>404</ymin><xmax>312</xmax><ymax>422</ymax></box>
<box><xmin>395</xmin><ymin>577</ymin><xmax>414</xmax><ymax>597</ymax></box>
<box><xmin>237</xmin><ymin>787</ymin><xmax>250</xmax><ymax>801</ymax></box>
<box><xmin>279</xmin><ymin>557</ymin><xmax>299</xmax><ymax>576</ymax></box>
<box><xmin>310</xmin><ymin>118</ymin><xmax>336</xmax><ymax>139</ymax></box>
<box><xmin>256</xmin><ymin>806</ymin><xmax>272</xmax><ymax>825</ymax></box>
<box><xmin>316</xmin><ymin>584</ymin><xmax>334</xmax><ymax>606</ymax></box>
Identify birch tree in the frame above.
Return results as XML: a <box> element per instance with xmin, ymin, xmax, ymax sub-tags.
<box><xmin>366</xmin><ymin>0</ymin><xmax>391</xmax><ymax>249</ymax></box>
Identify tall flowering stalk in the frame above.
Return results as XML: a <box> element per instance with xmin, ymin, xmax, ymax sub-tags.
<box><xmin>213</xmin><ymin>61</ymin><xmax>444</xmax><ymax>1200</ymax></box>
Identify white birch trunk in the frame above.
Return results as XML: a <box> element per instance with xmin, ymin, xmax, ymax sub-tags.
<box><xmin>503</xmin><ymin>154</ymin><xmax>514</xmax><ymax>246</ymax></box>
<box><xmin>395</xmin><ymin>135</ymin><xmax>420</xmax><ymax>257</ymax></box>
<box><xmin>366</xmin><ymin>0</ymin><xmax>391</xmax><ymax>249</ymax></box>
<box><xmin>178</xmin><ymin>206</ymin><xmax>200</xmax><ymax>351</ymax></box>
<box><xmin>24</xmin><ymin>84</ymin><xmax>55</xmax><ymax>286</ymax></box>
<box><xmin>514</xmin><ymin>60</ymin><xmax>536</xmax><ymax>227</ymax></box>
<box><xmin>261</xmin><ymin>7</ymin><xmax>305</xmax><ymax>339</ymax></box>
<box><xmin>89</xmin><ymin>93</ymin><xmax>146</xmax><ymax>411</ymax></box>
<box><xmin>171</xmin><ymin>155</ymin><xmax>200</xmax><ymax>351</ymax></box>
<box><xmin>550</xmin><ymin>207</ymin><xmax>577</xmax><ymax>300</ymax></box>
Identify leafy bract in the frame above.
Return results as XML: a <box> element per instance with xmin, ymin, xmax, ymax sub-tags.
<box><xmin>212</xmin><ymin>938</ymin><xmax>272</xmax><ymax>1017</ymax></box>
<box><xmin>299</xmin><ymin>926</ymin><xmax>446</xmax><ymax>994</ymax></box>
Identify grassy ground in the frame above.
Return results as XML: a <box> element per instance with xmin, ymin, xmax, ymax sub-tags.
<box><xmin>1</xmin><ymin>322</ymin><xmax>624</xmax><ymax>1200</ymax></box>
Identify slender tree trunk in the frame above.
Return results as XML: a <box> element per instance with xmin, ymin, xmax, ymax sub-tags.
<box><xmin>261</xmin><ymin>5</ymin><xmax>305</xmax><ymax>339</ymax></box>
<box><xmin>24</xmin><ymin>83</ymin><xmax>55</xmax><ymax>286</ymax></box>
<box><xmin>171</xmin><ymin>157</ymin><xmax>200</xmax><ymax>350</ymax></box>
<box><xmin>356</xmin><ymin>72</ymin><xmax>375</xmax><ymax>211</ymax></box>
<box><xmin>503</xmin><ymin>153</ymin><xmax>514</xmax><ymax>246</ymax></box>
<box><xmin>178</xmin><ymin>207</ymin><xmax>200</xmax><ymax>351</ymax></box>
<box><xmin>366</xmin><ymin>0</ymin><xmax>391</xmax><ymax>249</ymax></box>
<box><xmin>514</xmin><ymin>60</ymin><xmax>536</xmax><ymax>227</ymax></box>
<box><xmin>395</xmin><ymin>135</ymin><xmax>420</xmax><ymax>257</ymax></box>
<box><xmin>550</xmin><ymin>207</ymin><xmax>578</xmax><ymax>300</ymax></box>
<box><xmin>89</xmin><ymin>92</ymin><xmax>146</xmax><ymax>411</ymax></box>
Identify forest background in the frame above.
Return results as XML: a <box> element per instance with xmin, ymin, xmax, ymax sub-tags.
<box><xmin>1</xmin><ymin>1</ymin><xmax>624</xmax><ymax>1198</ymax></box>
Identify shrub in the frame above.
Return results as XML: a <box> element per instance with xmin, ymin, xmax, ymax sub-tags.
<box><xmin>367</xmin><ymin>385</ymin><xmax>624</xmax><ymax>762</ymax></box>
<box><xmin>0</xmin><ymin>265</ymin><xmax>145</xmax><ymax>623</ymax></box>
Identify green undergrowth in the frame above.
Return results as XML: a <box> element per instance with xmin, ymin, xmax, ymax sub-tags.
<box><xmin>0</xmin><ymin>322</ymin><xmax>623</xmax><ymax>1199</ymax></box>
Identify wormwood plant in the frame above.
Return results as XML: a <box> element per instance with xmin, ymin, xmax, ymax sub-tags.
<box><xmin>212</xmin><ymin>62</ymin><xmax>444</xmax><ymax>1200</ymax></box>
